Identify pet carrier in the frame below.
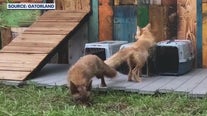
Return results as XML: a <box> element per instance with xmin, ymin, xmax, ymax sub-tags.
<box><xmin>155</xmin><ymin>39</ymin><xmax>194</xmax><ymax>76</ymax></box>
<box><xmin>84</xmin><ymin>41</ymin><xmax>128</xmax><ymax>60</ymax></box>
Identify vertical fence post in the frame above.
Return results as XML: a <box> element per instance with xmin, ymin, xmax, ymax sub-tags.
<box><xmin>89</xmin><ymin>0</ymin><xmax>99</xmax><ymax>42</ymax></box>
<box><xmin>197</xmin><ymin>0</ymin><xmax>203</xmax><ymax>68</ymax></box>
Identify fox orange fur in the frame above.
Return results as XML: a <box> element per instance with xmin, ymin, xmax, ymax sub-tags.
<box><xmin>68</xmin><ymin>55</ymin><xmax>117</xmax><ymax>104</ymax></box>
<box><xmin>104</xmin><ymin>24</ymin><xmax>156</xmax><ymax>82</ymax></box>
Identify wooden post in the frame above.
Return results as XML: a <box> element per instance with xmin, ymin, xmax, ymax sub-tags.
<box><xmin>177</xmin><ymin>0</ymin><xmax>197</xmax><ymax>67</ymax></box>
<box><xmin>89</xmin><ymin>0</ymin><xmax>99</xmax><ymax>42</ymax></box>
<box><xmin>113</xmin><ymin>5</ymin><xmax>137</xmax><ymax>42</ymax></box>
<box><xmin>0</xmin><ymin>27</ymin><xmax>12</xmax><ymax>48</ymax></box>
<box><xmin>0</xmin><ymin>30</ymin><xmax>1</xmax><ymax>49</ymax></box>
<box><xmin>196</xmin><ymin>0</ymin><xmax>202</xmax><ymax>68</ymax></box>
<box><xmin>149</xmin><ymin>5</ymin><xmax>171</xmax><ymax>41</ymax></box>
<box><xmin>203</xmin><ymin>1</ymin><xmax>207</xmax><ymax>68</ymax></box>
<box><xmin>99</xmin><ymin>0</ymin><xmax>113</xmax><ymax>41</ymax></box>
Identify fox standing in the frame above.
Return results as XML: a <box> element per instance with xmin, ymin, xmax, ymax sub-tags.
<box><xmin>104</xmin><ymin>24</ymin><xmax>156</xmax><ymax>82</ymax></box>
<box><xmin>68</xmin><ymin>55</ymin><xmax>117</xmax><ymax>104</ymax></box>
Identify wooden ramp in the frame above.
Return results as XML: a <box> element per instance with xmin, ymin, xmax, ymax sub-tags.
<box><xmin>0</xmin><ymin>10</ymin><xmax>90</xmax><ymax>81</ymax></box>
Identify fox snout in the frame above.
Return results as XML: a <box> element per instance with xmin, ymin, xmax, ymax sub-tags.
<box><xmin>72</xmin><ymin>91</ymin><xmax>91</xmax><ymax>103</ymax></box>
<box><xmin>70</xmin><ymin>81</ymin><xmax>92</xmax><ymax>104</ymax></box>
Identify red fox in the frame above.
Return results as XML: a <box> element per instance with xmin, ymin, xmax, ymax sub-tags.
<box><xmin>104</xmin><ymin>24</ymin><xmax>156</xmax><ymax>82</ymax></box>
<box><xmin>68</xmin><ymin>55</ymin><xmax>117</xmax><ymax>104</ymax></box>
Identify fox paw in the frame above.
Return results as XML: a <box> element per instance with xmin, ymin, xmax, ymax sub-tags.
<box><xmin>128</xmin><ymin>78</ymin><xmax>133</xmax><ymax>82</ymax></box>
<box><xmin>134</xmin><ymin>77</ymin><xmax>142</xmax><ymax>83</ymax></box>
<box><xmin>100</xmin><ymin>84</ymin><xmax>107</xmax><ymax>87</ymax></box>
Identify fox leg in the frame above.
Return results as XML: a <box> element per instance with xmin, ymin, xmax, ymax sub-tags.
<box><xmin>132</xmin><ymin>66</ymin><xmax>142</xmax><ymax>82</ymax></box>
<box><xmin>100</xmin><ymin>77</ymin><xmax>107</xmax><ymax>87</ymax></box>
<box><xmin>128</xmin><ymin>65</ymin><xmax>133</xmax><ymax>81</ymax></box>
<box><xmin>127</xmin><ymin>59</ymin><xmax>134</xmax><ymax>82</ymax></box>
<box><xmin>146</xmin><ymin>60</ymin><xmax>149</xmax><ymax>77</ymax></box>
<box><xmin>96</xmin><ymin>75</ymin><xmax>107</xmax><ymax>87</ymax></box>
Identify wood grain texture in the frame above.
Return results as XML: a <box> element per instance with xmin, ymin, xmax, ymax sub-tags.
<box><xmin>0</xmin><ymin>53</ymin><xmax>47</xmax><ymax>71</ymax></box>
<box><xmin>0</xmin><ymin>10</ymin><xmax>90</xmax><ymax>81</ymax></box>
<box><xmin>177</xmin><ymin>0</ymin><xmax>197</xmax><ymax>65</ymax></box>
<box><xmin>1</xmin><ymin>27</ymin><xmax>12</xmax><ymax>48</ymax></box>
<box><xmin>0</xmin><ymin>71</ymin><xmax>30</xmax><ymax>81</ymax></box>
<box><xmin>203</xmin><ymin>3</ymin><xmax>207</xmax><ymax>68</ymax></box>
<box><xmin>99</xmin><ymin>0</ymin><xmax>113</xmax><ymax>41</ymax></box>
<box><xmin>55</xmin><ymin>0</ymin><xmax>90</xmax><ymax>11</ymax></box>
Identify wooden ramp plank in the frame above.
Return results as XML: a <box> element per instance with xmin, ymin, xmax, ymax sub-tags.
<box><xmin>40</xmin><ymin>12</ymin><xmax>87</xmax><ymax>19</ymax></box>
<box><xmin>1</xmin><ymin>45</ymin><xmax>53</xmax><ymax>54</ymax></box>
<box><xmin>159</xmin><ymin>69</ymin><xmax>203</xmax><ymax>93</ymax></box>
<box><xmin>8</xmin><ymin>41</ymin><xmax>57</xmax><ymax>47</ymax></box>
<box><xmin>44</xmin><ymin>10</ymin><xmax>90</xmax><ymax>14</ymax></box>
<box><xmin>0</xmin><ymin>53</ymin><xmax>47</xmax><ymax>72</ymax></box>
<box><xmin>25</xmin><ymin>27</ymin><xmax>74</xmax><ymax>31</ymax></box>
<box><xmin>37</xmin><ymin>11</ymin><xmax>89</xmax><ymax>22</ymax></box>
<box><xmin>23</xmin><ymin>29</ymin><xmax>71</xmax><ymax>35</ymax></box>
<box><xmin>37</xmin><ymin>19</ymin><xmax>82</xmax><ymax>22</ymax></box>
<box><xmin>39</xmin><ymin>17</ymin><xmax>83</xmax><ymax>21</ymax></box>
<box><xmin>30</xmin><ymin>22</ymin><xmax>78</xmax><ymax>28</ymax></box>
<box><xmin>0</xmin><ymin>71</ymin><xmax>30</xmax><ymax>80</ymax></box>
<box><xmin>1</xmin><ymin>40</ymin><xmax>56</xmax><ymax>54</ymax></box>
<box><xmin>175</xmin><ymin>69</ymin><xmax>207</xmax><ymax>94</ymax></box>
<box><xmin>12</xmin><ymin>34</ymin><xmax>66</xmax><ymax>44</ymax></box>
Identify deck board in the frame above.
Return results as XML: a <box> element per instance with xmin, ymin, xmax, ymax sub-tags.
<box><xmin>189</xmin><ymin>76</ymin><xmax>207</xmax><ymax>98</ymax></box>
<box><xmin>175</xmin><ymin>69</ymin><xmax>207</xmax><ymax>94</ymax></box>
<box><xmin>125</xmin><ymin>76</ymin><xmax>162</xmax><ymax>92</ymax></box>
<box><xmin>139</xmin><ymin>76</ymin><xmax>176</xmax><ymax>94</ymax></box>
<box><xmin>2</xmin><ymin>64</ymin><xmax>207</xmax><ymax>97</ymax></box>
<box><xmin>29</xmin><ymin>64</ymin><xmax>69</xmax><ymax>87</ymax></box>
<box><xmin>158</xmin><ymin>69</ymin><xmax>203</xmax><ymax>93</ymax></box>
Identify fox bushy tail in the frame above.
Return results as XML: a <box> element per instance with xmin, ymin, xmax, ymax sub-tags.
<box><xmin>102</xmin><ymin>63</ymin><xmax>117</xmax><ymax>78</ymax></box>
<box><xmin>104</xmin><ymin>48</ymin><xmax>131</xmax><ymax>69</ymax></box>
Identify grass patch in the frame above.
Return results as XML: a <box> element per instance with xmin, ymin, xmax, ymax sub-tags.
<box><xmin>1</xmin><ymin>84</ymin><xmax>207</xmax><ymax>116</ymax></box>
<box><xmin>0</xmin><ymin>3</ymin><xmax>41</xmax><ymax>27</ymax></box>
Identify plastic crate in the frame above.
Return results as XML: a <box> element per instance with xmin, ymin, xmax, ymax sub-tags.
<box><xmin>84</xmin><ymin>41</ymin><xmax>128</xmax><ymax>60</ymax></box>
<box><xmin>155</xmin><ymin>39</ymin><xmax>194</xmax><ymax>76</ymax></box>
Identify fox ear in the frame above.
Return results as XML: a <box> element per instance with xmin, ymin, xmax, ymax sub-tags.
<box><xmin>70</xmin><ymin>81</ymin><xmax>78</xmax><ymax>94</ymax></box>
<box><xmin>145</xmin><ymin>23</ymin><xmax>151</xmax><ymax>30</ymax></box>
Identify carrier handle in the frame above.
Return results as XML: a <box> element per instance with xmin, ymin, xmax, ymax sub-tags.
<box><xmin>167</xmin><ymin>39</ymin><xmax>175</xmax><ymax>44</ymax></box>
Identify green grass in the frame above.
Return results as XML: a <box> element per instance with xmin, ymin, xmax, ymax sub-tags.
<box><xmin>0</xmin><ymin>3</ymin><xmax>41</xmax><ymax>27</ymax></box>
<box><xmin>1</xmin><ymin>84</ymin><xmax>207</xmax><ymax>116</ymax></box>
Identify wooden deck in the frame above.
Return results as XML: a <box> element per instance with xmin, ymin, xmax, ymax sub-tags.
<box><xmin>0</xmin><ymin>10</ymin><xmax>90</xmax><ymax>81</ymax></box>
<box><xmin>2</xmin><ymin>64</ymin><xmax>206</xmax><ymax>98</ymax></box>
